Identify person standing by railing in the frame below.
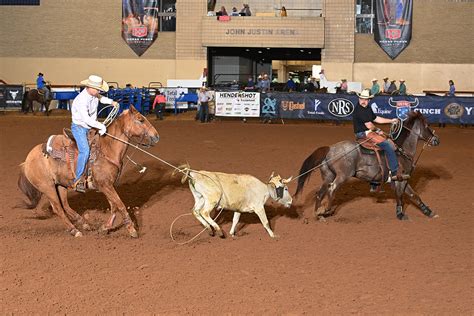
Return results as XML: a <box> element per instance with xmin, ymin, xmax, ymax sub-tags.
<box><xmin>448</xmin><ymin>80</ymin><xmax>456</xmax><ymax>96</ymax></box>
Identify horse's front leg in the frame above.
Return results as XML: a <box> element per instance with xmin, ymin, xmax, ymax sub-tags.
<box><xmin>404</xmin><ymin>184</ymin><xmax>438</xmax><ymax>218</ymax></box>
<box><xmin>100</xmin><ymin>184</ymin><xmax>138</xmax><ymax>238</ymax></box>
<box><xmin>393</xmin><ymin>182</ymin><xmax>409</xmax><ymax>220</ymax></box>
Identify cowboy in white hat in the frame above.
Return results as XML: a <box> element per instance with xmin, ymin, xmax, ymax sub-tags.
<box><xmin>71</xmin><ymin>75</ymin><xmax>117</xmax><ymax>192</ymax></box>
<box><xmin>370</xmin><ymin>78</ymin><xmax>380</xmax><ymax>95</ymax></box>
<box><xmin>353</xmin><ymin>89</ymin><xmax>407</xmax><ymax>183</ymax></box>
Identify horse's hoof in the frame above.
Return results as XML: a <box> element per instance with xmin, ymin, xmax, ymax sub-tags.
<box><xmin>430</xmin><ymin>213</ymin><xmax>439</xmax><ymax>219</ymax></box>
<box><xmin>99</xmin><ymin>225</ymin><xmax>110</xmax><ymax>235</ymax></box>
<box><xmin>82</xmin><ymin>223</ymin><xmax>92</xmax><ymax>231</ymax></box>
<box><xmin>70</xmin><ymin>228</ymin><xmax>83</xmax><ymax>237</ymax></box>
<box><xmin>302</xmin><ymin>218</ymin><xmax>309</xmax><ymax>224</ymax></box>
<box><xmin>127</xmin><ymin>226</ymin><xmax>139</xmax><ymax>238</ymax></box>
<box><xmin>317</xmin><ymin>216</ymin><xmax>327</xmax><ymax>223</ymax></box>
<box><xmin>218</xmin><ymin>230</ymin><xmax>225</xmax><ymax>239</ymax></box>
<box><xmin>397</xmin><ymin>213</ymin><xmax>409</xmax><ymax>221</ymax></box>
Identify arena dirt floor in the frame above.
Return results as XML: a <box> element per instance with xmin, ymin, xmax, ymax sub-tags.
<box><xmin>0</xmin><ymin>111</ymin><xmax>472</xmax><ymax>314</ymax></box>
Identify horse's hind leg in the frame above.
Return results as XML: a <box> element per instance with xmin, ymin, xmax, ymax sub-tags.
<box><xmin>323</xmin><ymin>175</ymin><xmax>349</xmax><ymax>218</ymax></box>
<box><xmin>314</xmin><ymin>167</ymin><xmax>335</xmax><ymax>219</ymax></box>
<box><xmin>57</xmin><ymin>186</ymin><xmax>91</xmax><ymax>231</ymax></box>
<box><xmin>41</xmin><ymin>185</ymin><xmax>82</xmax><ymax>237</ymax></box>
<box><xmin>404</xmin><ymin>184</ymin><xmax>438</xmax><ymax>218</ymax></box>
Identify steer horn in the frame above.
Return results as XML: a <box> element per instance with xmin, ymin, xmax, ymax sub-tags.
<box><xmin>282</xmin><ymin>176</ymin><xmax>293</xmax><ymax>184</ymax></box>
<box><xmin>388</xmin><ymin>97</ymin><xmax>397</xmax><ymax>107</ymax></box>
<box><xmin>409</xmin><ymin>98</ymin><xmax>419</xmax><ymax>108</ymax></box>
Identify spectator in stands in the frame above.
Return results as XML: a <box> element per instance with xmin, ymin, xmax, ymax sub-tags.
<box><xmin>198</xmin><ymin>86</ymin><xmax>211</xmax><ymax>123</ymax></box>
<box><xmin>152</xmin><ymin>91</ymin><xmax>167</xmax><ymax>120</ymax></box>
<box><xmin>304</xmin><ymin>77</ymin><xmax>316</xmax><ymax>92</ymax></box>
<box><xmin>340</xmin><ymin>79</ymin><xmax>348</xmax><ymax>93</ymax></box>
<box><xmin>387</xmin><ymin>79</ymin><xmax>397</xmax><ymax>94</ymax></box>
<box><xmin>259</xmin><ymin>74</ymin><xmax>271</xmax><ymax>93</ymax></box>
<box><xmin>36</xmin><ymin>72</ymin><xmax>50</xmax><ymax>103</ymax></box>
<box><xmin>448</xmin><ymin>80</ymin><xmax>455</xmax><ymax>96</ymax></box>
<box><xmin>280</xmin><ymin>6</ymin><xmax>287</xmax><ymax>17</ymax></box>
<box><xmin>382</xmin><ymin>76</ymin><xmax>390</xmax><ymax>93</ymax></box>
<box><xmin>319</xmin><ymin>69</ymin><xmax>328</xmax><ymax>88</ymax></box>
<box><xmin>370</xmin><ymin>78</ymin><xmax>380</xmax><ymax>95</ymax></box>
<box><xmin>230</xmin><ymin>7</ymin><xmax>239</xmax><ymax>16</ymax></box>
<box><xmin>286</xmin><ymin>77</ymin><xmax>297</xmax><ymax>92</ymax></box>
<box><xmin>245</xmin><ymin>77</ymin><xmax>256</xmax><ymax>91</ymax></box>
<box><xmin>240</xmin><ymin>4</ymin><xmax>251</xmax><ymax>16</ymax></box>
<box><xmin>217</xmin><ymin>6</ymin><xmax>228</xmax><ymax>16</ymax></box>
<box><xmin>71</xmin><ymin>75</ymin><xmax>116</xmax><ymax>192</ymax></box>
<box><xmin>398</xmin><ymin>79</ymin><xmax>407</xmax><ymax>95</ymax></box>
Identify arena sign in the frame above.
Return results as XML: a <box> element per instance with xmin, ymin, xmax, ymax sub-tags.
<box><xmin>215</xmin><ymin>92</ymin><xmax>260</xmax><ymax>117</ymax></box>
<box><xmin>374</xmin><ymin>0</ymin><xmax>413</xmax><ymax>59</ymax></box>
<box><xmin>122</xmin><ymin>0</ymin><xmax>159</xmax><ymax>56</ymax></box>
<box><xmin>0</xmin><ymin>85</ymin><xmax>24</xmax><ymax>109</ymax></box>
<box><xmin>265</xmin><ymin>93</ymin><xmax>473</xmax><ymax>124</ymax></box>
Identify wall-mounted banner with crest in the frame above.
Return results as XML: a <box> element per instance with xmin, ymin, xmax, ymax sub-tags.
<box><xmin>122</xmin><ymin>0</ymin><xmax>159</xmax><ymax>57</ymax></box>
<box><xmin>374</xmin><ymin>0</ymin><xmax>413</xmax><ymax>59</ymax></box>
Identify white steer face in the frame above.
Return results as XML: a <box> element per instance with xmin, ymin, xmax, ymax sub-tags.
<box><xmin>268</xmin><ymin>174</ymin><xmax>293</xmax><ymax>208</ymax></box>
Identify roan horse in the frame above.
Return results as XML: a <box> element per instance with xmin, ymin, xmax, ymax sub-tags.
<box><xmin>295</xmin><ymin>111</ymin><xmax>440</xmax><ymax>221</ymax></box>
<box><xmin>22</xmin><ymin>86</ymin><xmax>53</xmax><ymax>115</ymax></box>
<box><xmin>18</xmin><ymin>105</ymin><xmax>159</xmax><ymax>237</ymax></box>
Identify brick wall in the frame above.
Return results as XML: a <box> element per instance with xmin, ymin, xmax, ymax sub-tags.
<box><xmin>322</xmin><ymin>0</ymin><xmax>355</xmax><ymax>62</ymax></box>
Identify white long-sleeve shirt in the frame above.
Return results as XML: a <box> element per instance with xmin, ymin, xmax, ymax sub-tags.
<box><xmin>71</xmin><ymin>89</ymin><xmax>113</xmax><ymax>129</ymax></box>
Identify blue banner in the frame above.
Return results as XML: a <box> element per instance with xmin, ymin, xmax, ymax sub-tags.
<box><xmin>261</xmin><ymin>93</ymin><xmax>474</xmax><ymax>124</ymax></box>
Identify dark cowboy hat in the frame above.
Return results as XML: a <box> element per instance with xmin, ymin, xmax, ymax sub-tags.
<box><xmin>38</xmin><ymin>73</ymin><xmax>44</xmax><ymax>76</ymax></box>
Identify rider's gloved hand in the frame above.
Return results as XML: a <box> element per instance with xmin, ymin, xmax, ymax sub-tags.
<box><xmin>98</xmin><ymin>123</ymin><xmax>107</xmax><ymax>136</ymax></box>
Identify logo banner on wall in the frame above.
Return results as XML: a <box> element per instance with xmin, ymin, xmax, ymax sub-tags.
<box><xmin>215</xmin><ymin>92</ymin><xmax>260</xmax><ymax>117</ymax></box>
<box><xmin>122</xmin><ymin>0</ymin><xmax>159</xmax><ymax>57</ymax></box>
<box><xmin>374</xmin><ymin>0</ymin><xmax>413</xmax><ymax>59</ymax></box>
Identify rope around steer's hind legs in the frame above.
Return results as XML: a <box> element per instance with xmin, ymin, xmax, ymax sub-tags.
<box><xmin>169</xmin><ymin>208</ymin><xmax>224</xmax><ymax>245</ymax></box>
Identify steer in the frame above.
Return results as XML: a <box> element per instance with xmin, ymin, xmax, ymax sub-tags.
<box><xmin>177</xmin><ymin>165</ymin><xmax>293</xmax><ymax>238</ymax></box>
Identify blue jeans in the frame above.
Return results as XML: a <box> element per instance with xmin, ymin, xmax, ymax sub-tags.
<box><xmin>71</xmin><ymin>124</ymin><xmax>90</xmax><ymax>182</ymax></box>
<box><xmin>356</xmin><ymin>132</ymin><xmax>398</xmax><ymax>174</ymax></box>
<box><xmin>377</xmin><ymin>140</ymin><xmax>398</xmax><ymax>174</ymax></box>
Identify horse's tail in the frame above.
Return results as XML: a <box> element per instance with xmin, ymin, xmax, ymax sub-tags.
<box><xmin>295</xmin><ymin>146</ymin><xmax>330</xmax><ymax>197</ymax></box>
<box><xmin>17</xmin><ymin>163</ymin><xmax>42</xmax><ymax>209</ymax></box>
<box><xmin>172</xmin><ymin>163</ymin><xmax>191</xmax><ymax>184</ymax></box>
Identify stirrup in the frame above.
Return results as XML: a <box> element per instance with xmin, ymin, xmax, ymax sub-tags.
<box><xmin>387</xmin><ymin>173</ymin><xmax>410</xmax><ymax>183</ymax></box>
<box><xmin>73</xmin><ymin>180</ymin><xmax>86</xmax><ymax>193</ymax></box>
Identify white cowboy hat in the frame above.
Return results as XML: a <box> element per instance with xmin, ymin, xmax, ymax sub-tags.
<box><xmin>371</xmin><ymin>78</ymin><xmax>378</xmax><ymax>82</ymax></box>
<box><xmin>357</xmin><ymin>89</ymin><xmax>373</xmax><ymax>99</ymax></box>
<box><xmin>383</xmin><ymin>76</ymin><xmax>389</xmax><ymax>80</ymax></box>
<box><xmin>80</xmin><ymin>75</ymin><xmax>109</xmax><ymax>92</ymax></box>
<box><xmin>399</xmin><ymin>79</ymin><xmax>405</xmax><ymax>82</ymax></box>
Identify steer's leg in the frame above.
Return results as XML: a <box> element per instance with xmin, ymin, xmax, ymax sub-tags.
<box><xmin>254</xmin><ymin>207</ymin><xmax>277</xmax><ymax>238</ymax></box>
<box><xmin>229</xmin><ymin>212</ymin><xmax>241</xmax><ymax>237</ymax></box>
<box><xmin>200</xmin><ymin>201</ymin><xmax>224</xmax><ymax>238</ymax></box>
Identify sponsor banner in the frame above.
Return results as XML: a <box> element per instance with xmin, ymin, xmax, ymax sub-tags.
<box><xmin>0</xmin><ymin>85</ymin><xmax>24</xmax><ymax>108</ymax></box>
<box><xmin>276</xmin><ymin>93</ymin><xmax>359</xmax><ymax>120</ymax></box>
<box><xmin>163</xmin><ymin>88</ymin><xmax>189</xmax><ymax>109</ymax></box>
<box><xmin>374</xmin><ymin>0</ymin><xmax>413</xmax><ymax>59</ymax></box>
<box><xmin>215</xmin><ymin>91</ymin><xmax>260</xmax><ymax>117</ymax></box>
<box><xmin>122</xmin><ymin>0</ymin><xmax>159</xmax><ymax>56</ymax></box>
<box><xmin>272</xmin><ymin>93</ymin><xmax>474</xmax><ymax>124</ymax></box>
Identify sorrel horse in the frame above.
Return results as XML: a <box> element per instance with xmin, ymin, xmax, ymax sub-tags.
<box><xmin>22</xmin><ymin>86</ymin><xmax>53</xmax><ymax>115</ymax></box>
<box><xmin>18</xmin><ymin>105</ymin><xmax>159</xmax><ymax>237</ymax></box>
<box><xmin>295</xmin><ymin>111</ymin><xmax>440</xmax><ymax>220</ymax></box>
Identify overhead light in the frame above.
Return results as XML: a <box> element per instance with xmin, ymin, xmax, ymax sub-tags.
<box><xmin>258</xmin><ymin>50</ymin><xmax>262</xmax><ymax>53</ymax></box>
<box><xmin>300</xmin><ymin>49</ymin><xmax>304</xmax><ymax>52</ymax></box>
<box><xmin>266</xmin><ymin>47</ymin><xmax>270</xmax><ymax>50</ymax></box>
<box><xmin>245</xmin><ymin>48</ymin><xmax>250</xmax><ymax>51</ymax></box>
<box><xmin>308</xmin><ymin>51</ymin><xmax>312</xmax><ymax>54</ymax></box>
